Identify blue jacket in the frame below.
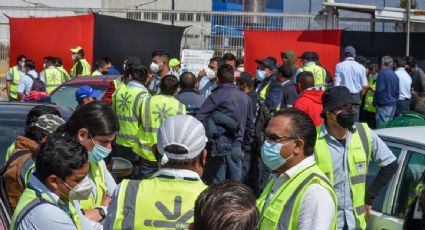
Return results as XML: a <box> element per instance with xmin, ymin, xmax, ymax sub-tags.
<box><xmin>197</xmin><ymin>83</ymin><xmax>254</xmax><ymax>146</ymax></box>
<box><xmin>374</xmin><ymin>67</ymin><xmax>400</xmax><ymax>107</ymax></box>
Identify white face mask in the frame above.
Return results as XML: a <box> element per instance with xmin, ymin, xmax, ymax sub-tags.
<box><xmin>150</xmin><ymin>62</ymin><xmax>160</xmax><ymax>73</ymax></box>
<box><xmin>60</xmin><ymin>176</ymin><xmax>93</xmax><ymax>200</ymax></box>
<box><xmin>205</xmin><ymin>67</ymin><xmax>216</xmax><ymax>80</ymax></box>
<box><xmin>72</xmin><ymin>54</ymin><xmax>77</xmax><ymax>61</ymax></box>
<box><xmin>236</xmin><ymin>67</ymin><xmax>244</xmax><ymax>72</ymax></box>
<box><xmin>20</xmin><ymin>62</ymin><xmax>25</xmax><ymax>68</ymax></box>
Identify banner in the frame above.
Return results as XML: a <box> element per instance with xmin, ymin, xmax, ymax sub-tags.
<box><xmin>9</xmin><ymin>14</ymin><xmax>94</xmax><ymax>73</ymax></box>
<box><xmin>244</xmin><ymin>30</ymin><xmax>342</xmax><ymax>77</ymax></box>
<box><xmin>181</xmin><ymin>49</ymin><xmax>214</xmax><ymax>76</ymax></box>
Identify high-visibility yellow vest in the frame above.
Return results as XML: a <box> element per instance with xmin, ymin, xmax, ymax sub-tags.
<box><xmin>70</xmin><ymin>58</ymin><xmax>91</xmax><ymax>77</ymax></box>
<box><xmin>258</xmin><ymin>82</ymin><xmax>271</xmax><ymax>101</ymax></box>
<box><xmin>132</xmin><ymin>95</ymin><xmax>186</xmax><ymax>161</ymax></box>
<box><xmin>113</xmin><ymin>77</ymin><xmax>126</xmax><ymax>93</ymax></box>
<box><xmin>11</xmin><ymin>185</ymin><xmax>82</xmax><ymax>230</ymax></box>
<box><xmin>4</xmin><ymin>141</ymin><xmax>15</xmax><ymax>162</ymax></box>
<box><xmin>315</xmin><ymin>123</ymin><xmax>372</xmax><ymax>230</ymax></box>
<box><xmin>56</xmin><ymin>66</ymin><xmax>71</xmax><ymax>81</ymax></box>
<box><xmin>299</xmin><ymin>64</ymin><xmax>327</xmax><ymax>90</ymax></box>
<box><xmin>43</xmin><ymin>67</ymin><xmax>65</xmax><ymax>94</ymax></box>
<box><xmin>80</xmin><ymin>162</ymin><xmax>107</xmax><ymax>211</ymax></box>
<box><xmin>92</xmin><ymin>70</ymin><xmax>103</xmax><ymax>77</ymax></box>
<box><xmin>110</xmin><ymin>176</ymin><xmax>207</xmax><ymax>230</ymax></box>
<box><xmin>112</xmin><ymin>84</ymin><xmax>149</xmax><ymax>148</ymax></box>
<box><xmin>9</xmin><ymin>66</ymin><xmax>21</xmax><ymax>99</ymax></box>
<box><xmin>364</xmin><ymin>75</ymin><xmax>377</xmax><ymax>113</ymax></box>
<box><xmin>257</xmin><ymin>164</ymin><xmax>337</xmax><ymax>230</ymax></box>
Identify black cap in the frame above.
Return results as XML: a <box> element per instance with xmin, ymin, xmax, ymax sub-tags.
<box><xmin>255</xmin><ymin>57</ymin><xmax>277</xmax><ymax>69</ymax></box>
<box><xmin>236</xmin><ymin>72</ymin><xmax>255</xmax><ymax>87</ymax></box>
<box><xmin>299</xmin><ymin>52</ymin><xmax>315</xmax><ymax>61</ymax></box>
<box><xmin>321</xmin><ymin>86</ymin><xmax>359</xmax><ymax>115</ymax></box>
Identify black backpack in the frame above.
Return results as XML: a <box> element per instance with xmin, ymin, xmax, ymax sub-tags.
<box><xmin>27</xmin><ymin>73</ymin><xmax>46</xmax><ymax>92</ymax></box>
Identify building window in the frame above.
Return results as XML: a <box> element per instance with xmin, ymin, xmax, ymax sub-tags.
<box><xmin>127</xmin><ymin>12</ymin><xmax>141</xmax><ymax>20</ymax></box>
<box><xmin>180</xmin><ymin>13</ymin><xmax>194</xmax><ymax>22</ymax></box>
<box><xmin>162</xmin><ymin>12</ymin><xmax>177</xmax><ymax>21</ymax></box>
<box><xmin>144</xmin><ymin>12</ymin><xmax>158</xmax><ymax>20</ymax></box>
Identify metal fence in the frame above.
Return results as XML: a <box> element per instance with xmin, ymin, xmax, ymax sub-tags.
<box><xmin>0</xmin><ymin>6</ymin><xmax>412</xmax><ymax>77</ymax></box>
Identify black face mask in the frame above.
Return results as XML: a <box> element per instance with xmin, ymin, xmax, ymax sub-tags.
<box><xmin>334</xmin><ymin>109</ymin><xmax>357</xmax><ymax>128</ymax></box>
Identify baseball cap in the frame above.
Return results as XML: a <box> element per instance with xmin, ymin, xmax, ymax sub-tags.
<box><xmin>344</xmin><ymin>46</ymin><xmax>356</xmax><ymax>55</ymax></box>
<box><xmin>169</xmin><ymin>58</ymin><xmax>181</xmax><ymax>68</ymax></box>
<box><xmin>255</xmin><ymin>57</ymin><xmax>277</xmax><ymax>69</ymax></box>
<box><xmin>32</xmin><ymin>114</ymin><xmax>65</xmax><ymax>134</ymax></box>
<box><xmin>299</xmin><ymin>52</ymin><xmax>315</xmax><ymax>61</ymax></box>
<box><xmin>75</xmin><ymin>85</ymin><xmax>101</xmax><ymax>101</ymax></box>
<box><xmin>70</xmin><ymin>46</ymin><xmax>83</xmax><ymax>53</ymax></box>
<box><xmin>321</xmin><ymin>86</ymin><xmax>360</xmax><ymax>115</ymax></box>
<box><xmin>236</xmin><ymin>72</ymin><xmax>255</xmax><ymax>87</ymax></box>
<box><xmin>157</xmin><ymin>115</ymin><xmax>208</xmax><ymax>161</ymax></box>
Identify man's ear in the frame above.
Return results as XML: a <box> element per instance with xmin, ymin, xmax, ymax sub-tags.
<box><xmin>201</xmin><ymin>149</ymin><xmax>207</xmax><ymax>167</ymax></box>
<box><xmin>46</xmin><ymin>175</ymin><xmax>60</xmax><ymax>192</ymax></box>
<box><xmin>77</xmin><ymin>128</ymin><xmax>89</xmax><ymax>143</ymax></box>
<box><xmin>293</xmin><ymin>139</ymin><xmax>304</xmax><ymax>157</ymax></box>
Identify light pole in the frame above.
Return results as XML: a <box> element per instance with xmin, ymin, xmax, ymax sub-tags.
<box><xmin>406</xmin><ymin>0</ymin><xmax>411</xmax><ymax>56</ymax></box>
<box><xmin>171</xmin><ymin>0</ymin><xmax>175</xmax><ymax>26</ymax></box>
<box><xmin>308</xmin><ymin>0</ymin><xmax>312</xmax><ymax>30</ymax></box>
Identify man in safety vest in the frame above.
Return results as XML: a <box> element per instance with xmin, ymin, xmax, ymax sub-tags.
<box><xmin>41</xmin><ymin>56</ymin><xmax>65</xmax><ymax>94</ymax></box>
<box><xmin>132</xmin><ymin>75</ymin><xmax>186</xmax><ymax>179</ymax></box>
<box><xmin>363</xmin><ymin>64</ymin><xmax>379</xmax><ymax>128</ymax></box>
<box><xmin>255</xmin><ymin>57</ymin><xmax>280</xmax><ymax>110</ymax></box>
<box><xmin>105</xmin><ymin>115</ymin><xmax>208</xmax><ymax>230</ymax></box>
<box><xmin>55</xmin><ymin>57</ymin><xmax>71</xmax><ymax>81</ymax></box>
<box><xmin>316</xmin><ymin>86</ymin><xmax>399</xmax><ymax>230</ymax></box>
<box><xmin>70</xmin><ymin>46</ymin><xmax>91</xmax><ymax>77</ymax></box>
<box><xmin>11</xmin><ymin>135</ymin><xmax>93</xmax><ymax>230</ymax></box>
<box><xmin>92</xmin><ymin>59</ymin><xmax>108</xmax><ymax>77</ymax></box>
<box><xmin>6</xmin><ymin>54</ymin><xmax>26</xmax><ymax>101</ymax></box>
<box><xmin>112</xmin><ymin>65</ymin><xmax>150</xmax><ymax>179</ymax></box>
<box><xmin>294</xmin><ymin>51</ymin><xmax>327</xmax><ymax>90</ymax></box>
<box><xmin>257</xmin><ymin>108</ymin><xmax>337</xmax><ymax>230</ymax></box>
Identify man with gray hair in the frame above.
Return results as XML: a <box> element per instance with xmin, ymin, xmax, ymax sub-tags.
<box><xmin>105</xmin><ymin>115</ymin><xmax>208</xmax><ymax>229</ymax></box>
<box><xmin>374</xmin><ymin>56</ymin><xmax>400</xmax><ymax>128</ymax></box>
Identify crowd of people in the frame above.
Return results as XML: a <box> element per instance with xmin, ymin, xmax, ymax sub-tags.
<box><xmin>2</xmin><ymin>45</ymin><xmax>425</xmax><ymax>230</ymax></box>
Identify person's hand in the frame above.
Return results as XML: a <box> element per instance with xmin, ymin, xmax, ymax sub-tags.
<box><xmin>85</xmin><ymin>208</ymin><xmax>103</xmax><ymax>222</ymax></box>
<box><xmin>365</xmin><ymin>204</ymin><xmax>372</xmax><ymax>218</ymax></box>
<box><xmin>101</xmin><ymin>195</ymin><xmax>112</xmax><ymax>207</ymax></box>
<box><xmin>198</xmin><ymin>69</ymin><xmax>206</xmax><ymax>80</ymax></box>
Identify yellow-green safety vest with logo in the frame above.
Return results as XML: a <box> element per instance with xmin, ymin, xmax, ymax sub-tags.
<box><xmin>110</xmin><ymin>176</ymin><xmax>207</xmax><ymax>230</ymax></box>
<box><xmin>70</xmin><ymin>58</ymin><xmax>91</xmax><ymax>77</ymax></box>
<box><xmin>258</xmin><ymin>83</ymin><xmax>271</xmax><ymax>101</ymax></box>
<box><xmin>257</xmin><ymin>164</ymin><xmax>337</xmax><ymax>230</ymax></box>
<box><xmin>43</xmin><ymin>68</ymin><xmax>65</xmax><ymax>94</ymax></box>
<box><xmin>299</xmin><ymin>65</ymin><xmax>327</xmax><ymax>90</ymax></box>
<box><xmin>11</xmin><ymin>186</ymin><xmax>82</xmax><ymax>230</ymax></box>
<box><xmin>112</xmin><ymin>85</ymin><xmax>150</xmax><ymax>148</ymax></box>
<box><xmin>364</xmin><ymin>75</ymin><xmax>377</xmax><ymax>113</ymax></box>
<box><xmin>113</xmin><ymin>77</ymin><xmax>126</xmax><ymax>93</ymax></box>
<box><xmin>56</xmin><ymin>66</ymin><xmax>71</xmax><ymax>81</ymax></box>
<box><xmin>132</xmin><ymin>95</ymin><xmax>186</xmax><ymax>161</ymax></box>
<box><xmin>315</xmin><ymin>123</ymin><xmax>372</xmax><ymax>230</ymax></box>
<box><xmin>80</xmin><ymin>162</ymin><xmax>107</xmax><ymax>211</ymax></box>
<box><xmin>9</xmin><ymin>66</ymin><xmax>21</xmax><ymax>99</ymax></box>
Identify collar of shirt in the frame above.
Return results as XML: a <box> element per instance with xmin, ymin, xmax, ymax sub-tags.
<box><xmin>345</xmin><ymin>57</ymin><xmax>355</xmax><ymax>61</ymax></box>
<box><xmin>275</xmin><ymin>155</ymin><xmax>316</xmax><ymax>179</ymax></box>
<box><xmin>304</xmin><ymin>62</ymin><xmax>316</xmax><ymax>67</ymax></box>
<box><xmin>396</xmin><ymin>67</ymin><xmax>406</xmax><ymax>71</ymax></box>
<box><xmin>215</xmin><ymin>82</ymin><xmax>238</xmax><ymax>90</ymax></box>
<box><xmin>152</xmin><ymin>168</ymin><xmax>201</xmax><ymax>181</ymax></box>
<box><xmin>127</xmin><ymin>80</ymin><xmax>148</xmax><ymax>92</ymax></box>
<box><xmin>319</xmin><ymin>123</ymin><xmax>356</xmax><ymax>138</ymax></box>
<box><xmin>28</xmin><ymin>173</ymin><xmax>61</xmax><ymax>205</ymax></box>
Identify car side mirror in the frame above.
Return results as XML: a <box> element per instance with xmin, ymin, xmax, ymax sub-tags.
<box><xmin>110</xmin><ymin>157</ymin><xmax>133</xmax><ymax>178</ymax></box>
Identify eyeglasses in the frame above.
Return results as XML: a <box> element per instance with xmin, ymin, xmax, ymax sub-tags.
<box><xmin>264</xmin><ymin>133</ymin><xmax>298</xmax><ymax>143</ymax></box>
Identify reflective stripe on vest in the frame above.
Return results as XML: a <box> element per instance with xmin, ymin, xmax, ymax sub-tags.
<box><xmin>257</xmin><ymin>164</ymin><xmax>337</xmax><ymax>230</ymax></box>
<box><xmin>44</xmin><ymin>68</ymin><xmax>65</xmax><ymax>94</ymax></box>
<box><xmin>300</xmin><ymin>65</ymin><xmax>327</xmax><ymax>90</ymax></box>
<box><xmin>314</xmin><ymin>123</ymin><xmax>372</xmax><ymax>230</ymax></box>
<box><xmin>80</xmin><ymin>162</ymin><xmax>107</xmax><ymax>211</ymax></box>
<box><xmin>132</xmin><ymin>95</ymin><xmax>186</xmax><ymax>161</ymax></box>
<box><xmin>113</xmin><ymin>85</ymin><xmax>149</xmax><ymax>147</ymax></box>
<box><xmin>70</xmin><ymin>59</ymin><xmax>91</xmax><ymax>77</ymax></box>
<box><xmin>111</xmin><ymin>177</ymin><xmax>207</xmax><ymax>230</ymax></box>
<box><xmin>9</xmin><ymin>66</ymin><xmax>21</xmax><ymax>99</ymax></box>
<box><xmin>259</xmin><ymin>82</ymin><xmax>271</xmax><ymax>101</ymax></box>
<box><xmin>11</xmin><ymin>186</ymin><xmax>82</xmax><ymax>230</ymax></box>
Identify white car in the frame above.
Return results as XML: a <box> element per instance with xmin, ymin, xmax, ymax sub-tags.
<box><xmin>367</xmin><ymin>126</ymin><xmax>425</xmax><ymax>230</ymax></box>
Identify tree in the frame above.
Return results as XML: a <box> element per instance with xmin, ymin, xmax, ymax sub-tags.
<box><xmin>400</xmin><ymin>0</ymin><xmax>417</xmax><ymax>9</ymax></box>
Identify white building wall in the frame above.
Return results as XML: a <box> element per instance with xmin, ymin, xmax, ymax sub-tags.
<box><xmin>101</xmin><ymin>0</ymin><xmax>211</xmax><ymax>11</ymax></box>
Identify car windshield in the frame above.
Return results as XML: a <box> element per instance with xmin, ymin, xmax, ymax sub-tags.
<box><xmin>51</xmin><ymin>85</ymin><xmax>107</xmax><ymax>109</ymax></box>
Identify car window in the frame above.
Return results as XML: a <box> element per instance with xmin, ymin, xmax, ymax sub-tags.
<box><xmin>393</xmin><ymin>149</ymin><xmax>425</xmax><ymax>219</ymax></box>
<box><xmin>367</xmin><ymin>145</ymin><xmax>402</xmax><ymax>212</ymax></box>
<box><xmin>51</xmin><ymin>85</ymin><xmax>107</xmax><ymax>109</ymax></box>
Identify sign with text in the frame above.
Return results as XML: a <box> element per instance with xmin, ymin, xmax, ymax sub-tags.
<box><xmin>181</xmin><ymin>49</ymin><xmax>214</xmax><ymax>76</ymax></box>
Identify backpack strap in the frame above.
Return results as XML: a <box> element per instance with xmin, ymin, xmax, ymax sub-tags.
<box><xmin>20</xmin><ymin>158</ymin><xmax>35</xmax><ymax>184</ymax></box>
<box><xmin>355</xmin><ymin>122</ymin><xmax>370</xmax><ymax>161</ymax></box>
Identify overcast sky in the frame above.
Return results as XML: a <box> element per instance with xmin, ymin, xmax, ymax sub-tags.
<box><xmin>285</xmin><ymin>0</ymin><xmax>425</xmax><ymax>13</ymax></box>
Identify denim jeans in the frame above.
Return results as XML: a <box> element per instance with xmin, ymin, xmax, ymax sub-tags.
<box><xmin>202</xmin><ymin>146</ymin><xmax>243</xmax><ymax>185</ymax></box>
<box><xmin>376</xmin><ymin>105</ymin><xmax>396</xmax><ymax>128</ymax></box>
<box><xmin>395</xmin><ymin>99</ymin><xmax>410</xmax><ymax>117</ymax></box>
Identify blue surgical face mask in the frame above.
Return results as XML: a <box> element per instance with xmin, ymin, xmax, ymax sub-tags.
<box><xmin>261</xmin><ymin>140</ymin><xmax>294</xmax><ymax>170</ymax></box>
<box><xmin>256</xmin><ymin>69</ymin><xmax>266</xmax><ymax>81</ymax></box>
<box><xmin>88</xmin><ymin>137</ymin><xmax>111</xmax><ymax>163</ymax></box>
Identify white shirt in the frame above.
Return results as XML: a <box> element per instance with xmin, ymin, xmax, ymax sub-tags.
<box><xmin>395</xmin><ymin>67</ymin><xmax>412</xmax><ymax>100</ymax></box>
<box><xmin>334</xmin><ymin>57</ymin><xmax>368</xmax><ymax>93</ymax></box>
<box><xmin>264</xmin><ymin>156</ymin><xmax>336</xmax><ymax>230</ymax></box>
